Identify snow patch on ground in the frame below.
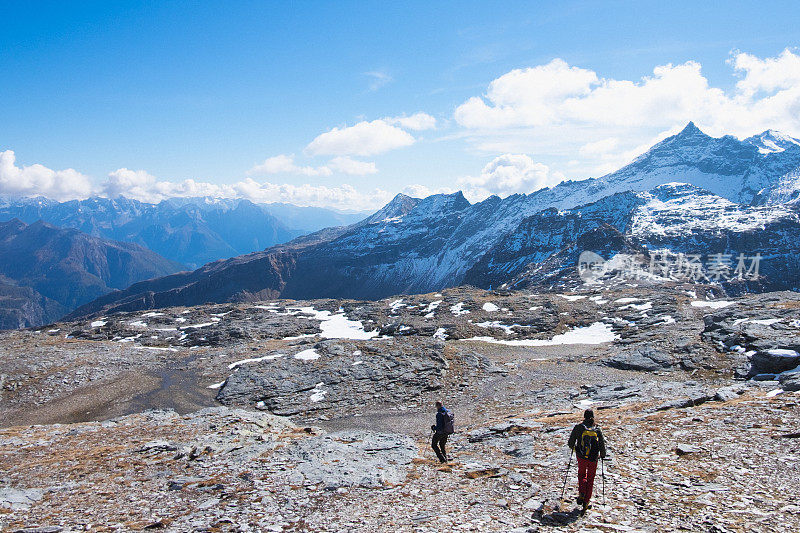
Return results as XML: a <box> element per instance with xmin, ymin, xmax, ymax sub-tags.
<box><xmin>482</xmin><ymin>302</ymin><xmax>499</xmax><ymax>312</ymax></box>
<box><xmin>90</xmin><ymin>320</ymin><xmax>106</xmax><ymax>328</ymax></box>
<box><xmin>465</xmin><ymin>322</ymin><xmax>618</xmax><ymax>346</ymax></box>
<box><xmin>450</xmin><ymin>302</ymin><xmax>470</xmax><ymax>315</ymax></box>
<box><xmin>309</xmin><ymin>382</ymin><xmax>327</xmax><ymax>402</ymax></box>
<box><xmin>474</xmin><ymin>321</ymin><xmax>525</xmax><ymax>335</ymax></box>
<box><xmin>767</xmin><ymin>349</ymin><xmax>800</xmax><ymax>357</ymax></box>
<box><xmin>620</xmin><ymin>301</ymin><xmax>653</xmax><ymax>311</ymax></box>
<box><xmin>560</xmin><ymin>295</ymin><xmax>586</xmax><ymax>301</ymax></box>
<box><xmin>133</xmin><ymin>346</ymin><xmax>178</xmax><ymax>352</ymax></box>
<box><xmin>181</xmin><ymin>322</ymin><xmax>215</xmax><ymax>329</ymax></box>
<box><xmin>292</xmin><ymin>307</ymin><xmax>378</xmax><ymax>340</ymax></box>
<box><xmin>228</xmin><ymin>353</ymin><xmax>285</xmax><ymax>369</ymax></box>
<box><xmin>423</xmin><ymin>300</ymin><xmax>442</xmax><ymax>318</ymax></box>
<box><xmin>751</xmin><ymin>318</ymin><xmax>782</xmax><ymax>326</ymax></box>
<box><xmin>294</xmin><ymin>348</ymin><xmax>321</xmax><ymax>361</ymax></box>
<box><xmin>691</xmin><ymin>300</ymin><xmax>734</xmax><ymax>309</ymax></box>
<box><xmin>433</xmin><ymin>328</ymin><xmax>448</xmax><ymax>340</ymax></box>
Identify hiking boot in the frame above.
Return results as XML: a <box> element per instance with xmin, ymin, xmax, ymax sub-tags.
<box><xmin>576</xmin><ymin>495</ymin><xmax>584</xmax><ymax>505</ymax></box>
<box><xmin>581</xmin><ymin>500</ymin><xmax>590</xmax><ymax>516</ymax></box>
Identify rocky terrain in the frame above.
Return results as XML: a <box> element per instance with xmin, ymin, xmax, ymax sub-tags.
<box><xmin>1</xmin><ymin>281</ymin><xmax>798</xmax><ymax>531</ymax></box>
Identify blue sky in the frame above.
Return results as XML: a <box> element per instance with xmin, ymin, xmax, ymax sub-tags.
<box><xmin>1</xmin><ymin>1</ymin><xmax>799</xmax><ymax>209</ymax></box>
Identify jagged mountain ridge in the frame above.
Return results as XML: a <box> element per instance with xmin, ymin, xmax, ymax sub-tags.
<box><xmin>68</xmin><ymin>123</ymin><xmax>800</xmax><ymax>318</ymax></box>
<box><xmin>467</xmin><ymin>183</ymin><xmax>800</xmax><ymax>292</ymax></box>
<box><xmin>0</xmin><ymin>196</ymin><xmax>366</xmax><ymax>268</ymax></box>
<box><xmin>0</xmin><ymin>219</ymin><xmax>184</xmax><ymax>328</ymax></box>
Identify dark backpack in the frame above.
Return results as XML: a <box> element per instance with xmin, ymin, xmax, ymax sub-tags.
<box><xmin>576</xmin><ymin>424</ymin><xmax>599</xmax><ymax>459</ymax></box>
<box><xmin>443</xmin><ymin>410</ymin><xmax>455</xmax><ymax>434</ymax></box>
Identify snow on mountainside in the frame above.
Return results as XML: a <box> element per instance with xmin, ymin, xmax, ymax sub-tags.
<box><xmin>67</xmin><ymin>123</ymin><xmax>800</xmax><ymax>318</ymax></box>
<box><xmin>630</xmin><ymin>183</ymin><xmax>795</xmax><ymax>236</ymax></box>
<box><xmin>588</xmin><ymin>122</ymin><xmax>767</xmax><ymax>204</ymax></box>
<box><xmin>470</xmin><ymin>182</ymin><xmax>800</xmax><ymax>293</ymax></box>
<box><xmin>752</xmin><ymin>170</ymin><xmax>800</xmax><ymax>205</ymax></box>
<box><xmin>746</xmin><ymin>129</ymin><xmax>800</xmax><ymax>154</ymax></box>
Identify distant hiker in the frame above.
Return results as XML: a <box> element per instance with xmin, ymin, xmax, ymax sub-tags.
<box><xmin>567</xmin><ymin>409</ymin><xmax>607</xmax><ymax>515</ymax></box>
<box><xmin>430</xmin><ymin>400</ymin><xmax>454</xmax><ymax>463</ymax></box>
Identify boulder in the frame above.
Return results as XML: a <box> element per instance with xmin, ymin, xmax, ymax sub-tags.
<box><xmin>676</xmin><ymin>444</ymin><xmax>700</xmax><ymax>456</ymax></box>
<box><xmin>750</xmin><ymin>349</ymin><xmax>800</xmax><ymax>376</ymax></box>
<box><xmin>604</xmin><ymin>347</ymin><xmax>673</xmax><ymax>371</ymax></box>
<box><xmin>779</xmin><ymin>372</ymin><xmax>800</xmax><ymax>392</ymax></box>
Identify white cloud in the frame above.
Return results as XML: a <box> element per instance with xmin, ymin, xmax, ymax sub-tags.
<box><xmin>731</xmin><ymin>48</ymin><xmax>800</xmax><ymax>97</ymax></box>
<box><xmin>454</xmin><ymin>49</ymin><xmax>800</xmax><ymax>177</ymax></box>
<box><xmin>100</xmin><ymin>170</ymin><xmax>395</xmax><ymax>211</ymax></box>
<box><xmin>0</xmin><ymin>151</ymin><xmax>409</xmax><ymax>211</ymax></box>
<box><xmin>327</xmin><ymin>156</ymin><xmax>378</xmax><ymax>175</ymax></box>
<box><xmin>247</xmin><ymin>154</ymin><xmax>377</xmax><ymax>177</ymax></box>
<box><xmin>230</xmin><ymin>179</ymin><xmax>393</xmax><ymax>211</ymax></box>
<box><xmin>100</xmin><ymin>169</ymin><xmax>395</xmax><ymax>210</ymax></box>
<box><xmin>458</xmin><ymin>154</ymin><xmax>564</xmax><ymax>201</ymax></box>
<box><xmin>399</xmin><ymin>183</ymin><xmax>456</xmax><ymax>199</ymax></box>
<box><xmin>0</xmin><ymin>150</ymin><xmax>93</xmax><ymax>201</ymax></box>
<box><xmin>386</xmin><ymin>112</ymin><xmax>437</xmax><ymax>131</ymax></box>
<box><xmin>365</xmin><ymin>70</ymin><xmax>393</xmax><ymax>92</ymax></box>
<box><xmin>306</xmin><ymin>119</ymin><xmax>416</xmax><ymax>156</ymax></box>
<box><xmin>247</xmin><ymin>154</ymin><xmax>332</xmax><ymax>177</ymax></box>
<box><xmin>103</xmin><ymin>168</ymin><xmax>159</xmax><ymax>202</ymax></box>
<box><xmin>579</xmin><ymin>138</ymin><xmax>619</xmax><ymax>157</ymax></box>
<box><xmin>454</xmin><ymin>59</ymin><xmax>599</xmax><ymax>129</ymax></box>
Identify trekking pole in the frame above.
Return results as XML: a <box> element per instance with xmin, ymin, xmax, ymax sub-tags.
<box><xmin>560</xmin><ymin>447</ymin><xmax>574</xmax><ymax>500</ymax></box>
<box><xmin>601</xmin><ymin>458</ymin><xmax>606</xmax><ymax>505</ymax></box>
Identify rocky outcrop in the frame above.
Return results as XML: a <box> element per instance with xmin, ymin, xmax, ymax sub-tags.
<box><xmin>279</xmin><ymin>431</ymin><xmax>418</xmax><ymax>489</ymax></box>
<box><xmin>217</xmin><ymin>338</ymin><xmax>449</xmax><ymax>416</ymax></box>
<box><xmin>700</xmin><ymin>292</ymin><xmax>800</xmax><ymax>377</ymax></box>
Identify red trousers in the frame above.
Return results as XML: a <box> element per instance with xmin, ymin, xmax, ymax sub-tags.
<box><xmin>576</xmin><ymin>456</ymin><xmax>598</xmax><ymax>502</ymax></box>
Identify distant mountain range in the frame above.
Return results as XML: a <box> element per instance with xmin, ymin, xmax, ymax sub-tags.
<box><xmin>0</xmin><ymin>219</ymin><xmax>183</xmax><ymax>328</ymax></box>
<box><xmin>0</xmin><ymin>197</ymin><xmax>366</xmax><ymax>268</ymax></box>
<box><xmin>67</xmin><ymin>123</ymin><xmax>800</xmax><ymax>319</ymax></box>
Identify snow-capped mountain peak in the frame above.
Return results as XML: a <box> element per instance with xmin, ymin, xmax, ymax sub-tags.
<box><xmin>362</xmin><ymin>193</ymin><xmax>422</xmax><ymax>225</ymax></box>
<box><xmin>745</xmin><ymin>129</ymin><xmax>800</xmax><ymax>154</ymax></box>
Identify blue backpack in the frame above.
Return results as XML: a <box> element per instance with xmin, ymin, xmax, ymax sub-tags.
<box><xmin>443</xmin><ymin>409</ymin><xmax>455</xmax><ymax>434</ymax></box>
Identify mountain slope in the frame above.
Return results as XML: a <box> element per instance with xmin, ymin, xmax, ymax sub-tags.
<box><xmin>68</xmin><ymin>124</ymin><xmax>800</xmax><ymax>317</ymax></box>
<box><xmin>469</xmin><ymin>183</ymin><xmax>800</xmax><ymax>292</ymax></box>
<box><xmin>0</xmin><ymin>197</ymin><xmax>366</xmax><ymax>268</ymax></box>
<box><xmin>0</xmin><ymin>219</ymin><xmax>184</xmax><ymax>328</ymax></box>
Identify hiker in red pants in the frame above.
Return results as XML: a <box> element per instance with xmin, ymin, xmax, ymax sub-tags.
<box><xmin>567</xmin><ymin>409</ymin><xmax>607</xmax><ymax>515</ymax></box>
